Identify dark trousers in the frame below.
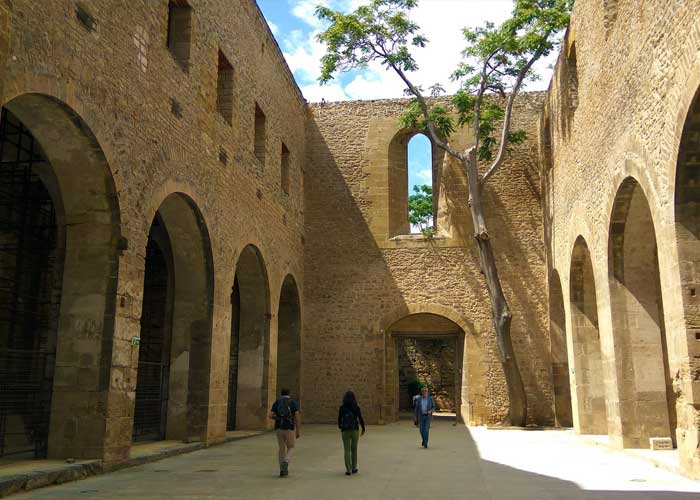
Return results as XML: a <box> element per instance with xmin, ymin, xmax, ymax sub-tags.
<box><xmin>419</xmin><ymin>414</ymin><xmax>431</xmax><ymax>446</ymax></box>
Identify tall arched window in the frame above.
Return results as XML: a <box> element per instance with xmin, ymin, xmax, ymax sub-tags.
<box><xmin>407</xmin><ymin>133</ymin><xmax>434</xmax><ymax>233</ymax></box>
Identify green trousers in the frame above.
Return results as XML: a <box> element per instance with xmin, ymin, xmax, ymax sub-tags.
<box><xmin>341</xmin><ymin>430</ymin><xmax>360</xmax><ymax>473</ymax></box>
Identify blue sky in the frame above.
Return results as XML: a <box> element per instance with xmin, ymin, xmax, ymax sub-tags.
<box><xmin>258</xmin><ymin>0</ymin><xmax>558</xmax><ymax>221</ymax></box>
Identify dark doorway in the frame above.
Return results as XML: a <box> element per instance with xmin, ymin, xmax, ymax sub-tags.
<box><xmin>133</xmin><ymin>215</ymin><xmax>173</xmax><ymax>442</ymax></box>
<box><xmin>0</xmin><ymin>108</ymin><xmax>63</xmax><ymax>459</ymax></box>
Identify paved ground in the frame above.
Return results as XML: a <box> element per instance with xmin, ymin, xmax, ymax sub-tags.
<box><xmin>12</xmin><ymin>420</ymin><xmax>700</xmax><ymax>499</ymax></box>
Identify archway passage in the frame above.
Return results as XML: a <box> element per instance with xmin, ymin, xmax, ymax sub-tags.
<box><xmin>569</xmin><ymin>237</ymin><xmax>607</xmax><ymax>435</ymax></box>
<box><xmin>385</xmin><ymin>313</ymin><xmax>464</xmax><ymax>422</ymax></box>
<box><xmin>0</xmin><ymin>109</ymin><xmax>63</xmax><ymax>459</ymax></box>
<box><xmin>549</xmin><ymin>270</ymin><xmax>573</xmax><ymax>427</ymax></box>
<box><xmin>276</xmin><ymin>275</ymin><xmax>301</xmax><ymax>402</ymax></box>
<box><xmin>132</xmin><ymin>215</ymin><xmax>173</xmax><ymax>442</ymax></box>
<box><xmin>227</xmin><ymin>276</ymin><xmax>240</xmax><ymax>431</ymax></box>
<box><xmin>609</xmin><ymin>178</ymin><xmax>675</xmax><ymax>448</ymax></box>
<box><xmin>229</xmin><ymin>245</ymin><xmax>270</xmax><ymax>430</ymax></box>
<box><xmin>133</xmin><ymin>193</ymin><xmax>214</xmax><ymax>443</ymax></box>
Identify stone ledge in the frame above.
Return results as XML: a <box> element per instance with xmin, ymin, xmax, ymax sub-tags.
<box><xmin>0</xmin><ymin>431</ymin><xmax>264</xmax><ymax>498</ymax></box>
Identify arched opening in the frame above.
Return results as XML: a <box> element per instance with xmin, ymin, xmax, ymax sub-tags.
<box><xmin>0</xmin><ymin>94</ymin><xmax>121</xmax><ymax>460</ymax></box>
<box><xmin>228</xmin><ymin>245</ymin><xmax>270</xmax><ymax>430</ymax></box>
<box><xmin>569</xmin><ymin>237</ymin><xmax>607</xmax><ymax>435</ymax></box>
<box><xmin>276</xmin><ymin>275</ymin><xmax>301</xmax><ymax>402</ymax></box>
<box><xmin>609</xmin><ymin>177</ymin><xmax>675</xmax><ymax>448</ymax></box>
<box><xmin>407</xmin><ymin>133</ymin><xmax>434</xmax><ymax>234</ymax></box>
<box><xmin>384</xmin><ymin>313</ymin><xmax>464</xmax><ymax>422</ymax></box>
<box><xmin>674</xmin><ymin>85</ymin><xmax>700</xmax><ymax>456</ymax></box>
<box><xmin>388</xmin><ymin>131</ymin><xmax>435</xmax><ymax>237</ymax></box>
<box><xmin>549</xmin><ymin>270</ymin><xmax>573</xmax><ymax>427</ymax></box>
<box><xmin>133</xmin><ymin>193</ymin><xmax>214</xmax><ymax>443</ymax></box>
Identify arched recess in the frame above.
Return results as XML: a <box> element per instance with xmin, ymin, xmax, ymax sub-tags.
<box><xmin>388</xmin><ymin>130</ymin><xmax>439</xmax><ymax>237</ymax></box>
<box><xmin>674</xmin><ymin>83</ymin><xmax>700</xmax><ymax>452</ymax></box>
<box><xmin>384</xmin><ymin>313</ymin><xmax>465</xmax><ymax>424</ymax></box>
<box><xmin>569</xmin><ymin>236</ymin><xmax>607</xmax><ymax>435</ymax></box>
<box><xmin>133</xmin><ymin>193</ymin><xmax>214</xmax><ymax>443</ymax></box>
<box><xmin>609</xmin><ymin>177</ymin><xmax>675</xmax><ymax>448</ymax></box>
<box><xmin>276</xmin><ymin>274</ymin><xmax>301</xmax><ymax>402</ymax></box>
<box><xmin>549</xmin><ymin>270</ymin><xmax>573</xmax><ymax>427</ymax></box>
<box><xmin>0</xmin><ymin>94</ymin><xmax>121</xmax><ymax>460</ymax></box>
<box><xmin>228</xmin><ymin>244</ymin><xmax>270</xmax><ymax>430</ymax></box>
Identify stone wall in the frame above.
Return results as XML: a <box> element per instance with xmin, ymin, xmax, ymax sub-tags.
<box><xmin>541</xmin><ymin>0</ymin><xmax>700</xmax><ymax>478</ymax></box>
<box><xmin>304</xmin><ymin>95</ymin><xmax>552</xmax><ymax>426</ymax></box>
<box><xmin>0</xmin><ymin>0</ymin><xmax>305</xmax><ymax>462</ymax></box>
<box><xmin>398</xmin><ymin>337</ymin><xmax>456</xmax><ymax>412</ymax></box>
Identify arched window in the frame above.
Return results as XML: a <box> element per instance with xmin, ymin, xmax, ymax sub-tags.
<box><xmin>407</xmin><ymin>133</ymin><xmax>434</xmax><ymax>234</ymax></box>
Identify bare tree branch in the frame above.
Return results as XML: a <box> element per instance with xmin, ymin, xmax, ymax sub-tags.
<box><xmin>480</xmin><ymin>45</ymin><xmax>548</xmax><ymax>187</ymax></box>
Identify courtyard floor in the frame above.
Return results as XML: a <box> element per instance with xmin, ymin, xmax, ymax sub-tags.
<box><xmin>12</xmin><ymin>420</ymin><xmax>700</xmax><ymax>499</ymax></box>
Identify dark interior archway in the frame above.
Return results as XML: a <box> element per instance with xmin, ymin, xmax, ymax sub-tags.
<box><xmin>0</xmin><ymin>95</ymin><xmax>121</xmax><ymax>460</ymax></box>
<box><xmin>229</xmin><ymin>245</ymin><xmax>270</xmax><ymax>430</ymax></box>
<box><xmin>133</xmin><ymin>193</ymin><xmax>214</xmax><ymax>442</ymax></box>
<box><xmin>549</xmin><ymin>270</ymin><xmax>573</xmax><ymax>427</ymax></box>
<box><xmin>569</xmin><ymin>237</ymin><xmax>607</xmax><ymax>435</ymax></box>
<box><xmin>276</xmin><ymin>275</ymin><xmax>301</xmax><ymax>402</ymax></box>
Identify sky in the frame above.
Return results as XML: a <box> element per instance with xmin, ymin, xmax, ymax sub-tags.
<box><xmin>257</xmin><ymin>0</ymin><xmax>560</xmax><ymax>229</ymax></box>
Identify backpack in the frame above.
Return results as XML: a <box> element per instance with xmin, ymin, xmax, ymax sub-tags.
<box><xmin>340</xmin><ymin>406</ymin><xmax>357</xmax><ymax>431</ymax></box>
<box><xmin>277</xmin><ymin>398</ymin><xmax>294</xmax><ymax>430</ymax></box>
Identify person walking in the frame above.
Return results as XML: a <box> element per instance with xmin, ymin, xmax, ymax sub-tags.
<box><xmin>338</xmin><ymin>390</ymin><xmax>365</xmax><ymax>476</ymax></box>
<box><xmin>414</xmin><ymin>386</ymin><xmax>435</xmax><ymax>448</ymax></box>
<box><xmin>269</xmin><ymin>387</ymin><xmax>301</xmax><ymax>477</ymax></box>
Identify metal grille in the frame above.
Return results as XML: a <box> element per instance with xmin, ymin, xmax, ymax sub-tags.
<box><xmin>133</xmin><ymin>236</ymin><xmax>170</xmax><ymax>442</ymax></box>
<box><xmin>0</xmin><ymin>108</ymin><xmax>59</xmax><ymax>459</ymax></box>
<box><xmin>227</xmin><ymin>277</ymin><xmax>240</xmax><ymax>431</ymax></box>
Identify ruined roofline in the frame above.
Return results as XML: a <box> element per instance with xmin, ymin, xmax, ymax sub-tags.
<box><xmin>307</xmin><ymin>91</ymin><xmax>548</xmax><ymax>108</ymax></box>
<box><xmin>251</xmin><ymin>0</ymin><xmax>307</xmax><ymax>107</ymax></box>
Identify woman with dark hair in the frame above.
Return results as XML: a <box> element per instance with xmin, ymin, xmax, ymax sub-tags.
<box><xmin>338</xmin><ymin>390</ymin><xmax>366</xmax><ymax>476</ymax></box>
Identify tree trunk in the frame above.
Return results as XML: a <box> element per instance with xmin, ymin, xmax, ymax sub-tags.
<box><xmin>464</xmin><ymin>151</ymin><xmax>527</xmax><ymax>427</ymax></box>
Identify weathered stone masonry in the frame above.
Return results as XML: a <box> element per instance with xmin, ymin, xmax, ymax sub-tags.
<box><xmin>1</xmin><ymin>0</ymin><xmax>700</xmax><ymax>482</ymax></box>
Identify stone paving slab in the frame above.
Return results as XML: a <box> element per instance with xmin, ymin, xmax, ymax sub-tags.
<box><xmin>0</xmin><ymin>431</ymin><xmax>263</xmax><ymax>498</ymax></box>
<box><xmin>6</xmin><ymin>421</ymin><xmax>700</xmax><ymax>499</ymax></box>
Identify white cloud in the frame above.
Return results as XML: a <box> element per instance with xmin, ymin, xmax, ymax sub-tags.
<box><xmin>279</xmin><ymin>0</ymin><xmax>557</xmax><ymax>102</ymax></box>
<box><xmin>268</xmin><ymin>21</ymin><xmax>279</xmax><ymax>35</ymax></box>
<box><xmin>416</xmin><ymin>168</ymin><xmax>432</xmax><ymax>180</ymax></box>
<box><xmin>291</xmin><ymin>0</ymin><xmax>330</xmax><ymax>28</ymax></box>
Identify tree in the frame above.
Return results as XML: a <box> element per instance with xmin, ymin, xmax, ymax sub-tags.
<box><xmin>316</xmin><ymin>0</ymin><xmax>572</xmax><ymax>426</ymax></box>
<box><xmin>408</xmin><ymin>184</ymin><xmax>433</xmax><ymax>234</ymax></box>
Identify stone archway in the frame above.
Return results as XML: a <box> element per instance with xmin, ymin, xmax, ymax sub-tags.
<box><xmin>0</xmin><ymin>94</ymin><xmax>121</xmax><ymax>460</ymax></box>
<box><xmin>384</xmin><ymin>313</ymin><xmax>465</xmax><ymax>423</ymax></box>
<box><xmin>276</xmin><ymin>274</ymin><xmax>301</xmax><ymax>403</ymax></box>
<box><xmin>228</xmin><ymin>244</ymin><xmax>270</xmax><ymax>430</ymax></box>
<box><xmin>133</xmin><ymin>193</ymin><xmax>214</xmax><ymax>443</ymax></box>
<box><xmin>569</xmin><ymin>236</ymin><xmax>607</xmax><ymax>435</ymax></box>
<box><xmin>608</xmin><ymin>177</ymin><xmax>675</xmax><ymax>448</ymax></box>
<box><xmin>549</xmin><ymin>270</ymin><xmax>573</xmax><ymax>428</ymax></box>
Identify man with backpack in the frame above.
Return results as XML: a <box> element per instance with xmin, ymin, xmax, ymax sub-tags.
<box><xmin>269</xmin><ymin>387</ymin><xmax>301</xmax><ymax>477</ymax></box>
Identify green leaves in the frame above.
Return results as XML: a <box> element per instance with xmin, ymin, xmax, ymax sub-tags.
<box><xmin>316</xmin><ymin>0</ymin><xmax>426</xmax><ymax>84</ymax></box>
<box><xmin>408</xmin><ymin>184</ymin><xmax>433</xmax><ymax>232</ymax></box>
<box><xmin>315</xmin><ymin>0</ymin><xmax>571</xmax><ymax>169</ymax></box>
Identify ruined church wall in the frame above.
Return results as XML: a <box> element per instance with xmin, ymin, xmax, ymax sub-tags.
<box><xmin>304</xmin><ymin>95</ymin><xmax>553</xmax><ymax>426</ymax></box>
<box><xmin>542</xmin><ymin>0</ymin><xmax>700</xmax><ymax>478</ymax></box>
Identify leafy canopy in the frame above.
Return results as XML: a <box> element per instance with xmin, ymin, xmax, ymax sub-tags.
<box><xmin>408</xmin><ymin>184</ymin><xmax>433</xmax><ymax>232</ymax></box>
<box><xmin>317</xmin><ymin>0</ymin><xmax>572</xmax><ymax>162</ymax></box>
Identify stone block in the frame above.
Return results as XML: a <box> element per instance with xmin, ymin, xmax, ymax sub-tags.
<box><xmin>649</xmin><ymin>437</ymin><xmax>674</xmax><ymax>451</ymax></box>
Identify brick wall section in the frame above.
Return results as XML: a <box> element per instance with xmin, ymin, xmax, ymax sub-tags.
<box><xmin>398</xmin><ymin>338</ymin><xmax>457</xmax><ymax>412</ymax></box>
<box><xmin>304</xmin><ymin>95</ymin><xmax>552</xmax><ymax>426</ymax></box>
<box><xmin>541</xmin><ymin>0</ymin><xmax>700</xmax><ymax>478</ymax></box>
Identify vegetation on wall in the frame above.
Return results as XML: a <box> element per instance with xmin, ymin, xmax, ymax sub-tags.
<box><xmin>316</xmin><ymin>0</ymin><xmax>572</xmax><ymax>426</ymax></box>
